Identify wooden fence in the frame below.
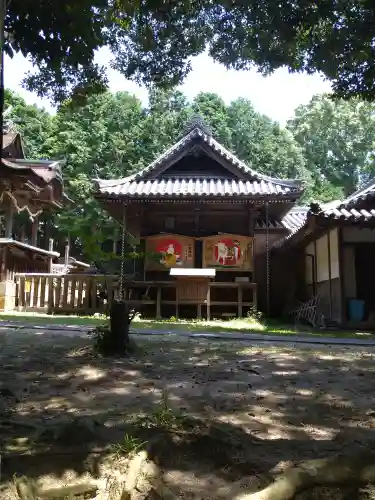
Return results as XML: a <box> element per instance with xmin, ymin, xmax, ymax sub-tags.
<box><xmin>14</xmin><ymin>273</ymin><xmax>258</xmax><ymax>318</ymax></box>
<box><xmin>14</xmin><ymin>273</ymin><xmax>118</xmax><ymax>314</ymax></box>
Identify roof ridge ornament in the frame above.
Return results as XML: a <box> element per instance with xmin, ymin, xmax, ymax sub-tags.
<box><xmin>182</xmin><ymin>113</ymin><xmax>212</xmax><ymax>138</ymax></box>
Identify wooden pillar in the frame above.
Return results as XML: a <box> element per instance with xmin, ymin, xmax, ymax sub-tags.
<box><xmin>327</xmin><ymin>230</ymin><xmax>332</xmax><ymax>317</ymax></box>
<box><xmin>47</xmin><ymin>238</ymin><xmax>54</xmax><ymax>314</ymax></box>
<box><xmin>313</xmin><ymin>238</ymin><xmax>318</xmax><ymax>295</ymax></box>
<box><xmin>338</xmin><ymin>227</ymin><xmax>346</xmax><ymax>325</ymax></box>
<box><xmin>206</xmin><ymin>285</ymin><xmax>211</xmax><ymax>320</ymax></box>
<box><xmin>156</xmin><ymin>285</ymin><xmax>161</xmax><ymax>319</ymax></box>
<box><xmin>237</xmin><ymin>285</ymin><xmax>243</xmax><ymax>317</ymax></box>
<box><xmin>4</xmin><ymin>199</ymin><xmax>14</xmax><ymax>238</ymax></box>
<box><xmin>31</xmin><ymin>217</ymin><xmax>38</xmax><ymax>247</ymax></box>
<box><xmin>64</xmin><ymin>236</ymin><xmax>70</xmax><ymax>267</ymax></box>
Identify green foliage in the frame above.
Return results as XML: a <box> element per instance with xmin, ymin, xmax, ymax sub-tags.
<box><xmin>8</xmin><ymin>1</ymin><xmax>375</xmax><ymax>102</ymax></box>
<box><xmin>246</xmin><ymin>306</ymin><xmax>263</xmax><ymax>322</ymax></box>
<box><xmin>111</xmin><ymin>434</ymin><xmax>148</xmax><ymax>457</ymax></box>
<box><xmin>287</xmin><ymin>94</ymin><xmax>375</xmax><ymax>199</ymax></box>
<box><xmin>4</xmin><ymin>90</ymin><xmax>55</xmax><ymax>159</ymax></box>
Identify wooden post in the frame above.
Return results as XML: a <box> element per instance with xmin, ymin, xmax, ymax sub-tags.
<box><xmin>237</xmin><ymin>285</ymin><xmax>243</xmax><ymax>317</ymax></box>
<box><xmin>206</xmin><ymin>285</ymin><xmax>211</xmax><ymax>320</ymax></box>
<box><xmin>47</xmin><ymin>238</ymin><xmax>54</xmax><ymax>314</ymax></box>
<box><xmin>31</xmin><ymin>217</ymin><xmax>38</xmax><ymax>247</ymax></box>
<box><xmin>64</xmin><ymin>233</ymin><xmax>71</xmax><ymax>267</ymax></box>
<box><xmin>197</xmin><ymin>304</ymin><xmax>202</xmax><ymax>319</ymax></box>
<box><xmin>327</xmin><ymin>231</ymin><xmax>332</xmax><ymax>317</ymax></box>
<box><xmin>4</xmin><ymin>199</ymin><xmax>14</xmax><ymax>238</ymax></box>
<box><xmin>156</xmin><ymin>285</ymin><xmax>161</xmax><ymax>319</ymax></box>
<box><xmin>253</xmin><ymin>285</ymin><xmax>258</xmax><ymax>311</ymax></box>
<box><xmin>338</xmin><ymin>227</ymin><xmax>346</xmax><ymax>325</ymax></box>
<box><xmin>175</xmin><ymin>284</ymin><xmax>179</xmax><ymax>319</ymax></box>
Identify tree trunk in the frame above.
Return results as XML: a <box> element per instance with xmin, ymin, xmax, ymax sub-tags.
<box><xmin>109</xmin><ymin>299</ymin><xmax>131</xmax><ymax>353</ymax></box>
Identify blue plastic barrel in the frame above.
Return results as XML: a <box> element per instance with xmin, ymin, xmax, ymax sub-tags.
<box><xmin>348</xmin><ymin>299</ymin><xmax>365</xmax><ymax>322</ymax></box>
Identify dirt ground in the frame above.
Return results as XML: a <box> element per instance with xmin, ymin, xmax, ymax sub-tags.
<box><xmin>1</xmin><ymin>329</ymin><xmax>375</xmax><ymax>499</ymax></box>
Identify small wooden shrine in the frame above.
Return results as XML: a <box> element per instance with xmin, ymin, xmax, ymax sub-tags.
<box><xmin>95</xmin><ymin>117</ymin><xmax>304</xmax><ymax>318</ymax></box>
<box><xmin>0</xmin><ymin>122</ymin><xmax>66</xmax><ymax>310</ymax></box>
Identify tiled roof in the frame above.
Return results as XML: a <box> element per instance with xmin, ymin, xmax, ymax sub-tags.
<box><xmin>95</xmin><ymin>125</ymin><xmax>303</xmax><ymax>199</ymax></box>
<box><xmin>321</xmin><ymin>204</ymin><xmax>375</xmax><ymax>221</ymax></box>
<box><xmin>274</xmin><ymin>190</ymin><xmax>375</xmax><ymax>250</ymax></box>
<box><xmin>312</xmin><ymin>187</ymin><xmax>375</xmax><ymax>221</ymax></box>
<box><xmin>282</xmin><ymin>207</ymin><xmax>309</xmax><ymax>232</ymax></box>
<box><xmin>96</xmin><ymin>177</ymin><xmax>300</xmax><ymax>198</ymax></box>
<box><xmin>2</xmin><ymin>158</ymin><xmax>63</xmax><ymax>184</ymax></box>
<box><xmin>0</xmin><ymin>158</ymin><xmax>66</xmax><ymax>214</ymax></box>
<box><xmin>338</xmin><ymin>178</ymin><xmax>375</xmax><ymax>208</ymax></box>
<box><xmin>124</xmin><ymin>127</ymin><xmax>301</xmax><ymax>187</ymax></box>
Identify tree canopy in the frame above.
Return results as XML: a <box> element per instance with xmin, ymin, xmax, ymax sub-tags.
<box><xmin>7</xmin><ymin>1</ymin><xmax>375</xmax><ymax>102</ymax></box>
<box><xmin>287</xmin><ymin>94</ymin><xmax>375</xmax><ymax>199</ymax></box>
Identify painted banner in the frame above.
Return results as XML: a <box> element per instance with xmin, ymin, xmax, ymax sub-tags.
<box><xmin>146</xmin><ymin>234</ymin><xmax>195</xmax><ymax>270</ymax></box>
<box><xmin>202</xmin><ymin>234</ymin><xmax>253</xmax><ymax>270</ymax></box>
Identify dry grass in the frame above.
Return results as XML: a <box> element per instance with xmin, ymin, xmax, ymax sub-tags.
<box><xmin>1</xmin><ymin>329</ymin><xmax>375</xmax><ymax>499</ymax></box>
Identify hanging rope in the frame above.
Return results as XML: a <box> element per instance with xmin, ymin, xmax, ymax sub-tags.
<box><xmin>265</xmin><ymin>201</ymin><xmax>270</xmax><ymax>316</ymax></box>
<box><xmin>119</xmin><ymin>204</ymin><xmax>126</xmax><ymax>301</ymax></box>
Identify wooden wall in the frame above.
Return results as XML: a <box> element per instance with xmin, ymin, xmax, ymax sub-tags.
<box><xmin>127</xmin><ymin>203</ymin><xmax>253</xmax><ymax>237</ymax></box>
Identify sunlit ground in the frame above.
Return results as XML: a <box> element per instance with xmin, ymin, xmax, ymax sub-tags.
<box><xmin>1</xmin><ymin>330</ymin><xmax>375</xmax><ymax>499</ymax></box>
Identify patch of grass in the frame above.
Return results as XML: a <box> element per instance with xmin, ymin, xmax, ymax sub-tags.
<box><xmin>110</xmin><ymin>433</ymin><xmax>147</xmax><ymax>457</ymax></box>
<box><xmin>131</xmin><ymin>316</ymin><xmax>375</xmax><ymax>339</ymax></box>
<box><xmin>1</xmin><ymin>311</ymin><xmax>374</xmax><ymax>339</ymax></box>
<box><xmin>0</xmin><ymin>312</ymin><xmax>106</xmax><ymax>327</ymax></box>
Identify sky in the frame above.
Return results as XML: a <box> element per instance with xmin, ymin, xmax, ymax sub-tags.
<box><xmin>4</xmin><ymin>46</ymin><xmax>332</xmax><ymax>125</ymax></box>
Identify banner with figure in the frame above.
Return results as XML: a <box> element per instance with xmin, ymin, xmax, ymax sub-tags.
<box><xmin>202</xmin><ymin>234</ymin><xmax>253</xmax><ymax>270</ymax></box>
<box><xmin>145</xmin><ymin>234</ymin><xmax>195</xmax><ymax>270</ymax></box>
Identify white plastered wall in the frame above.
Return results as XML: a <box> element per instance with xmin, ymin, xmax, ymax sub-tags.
<box><xmin>304</xmin><ymin>228</ymin><xmax>340</xmax><ymax>285</ymax></box>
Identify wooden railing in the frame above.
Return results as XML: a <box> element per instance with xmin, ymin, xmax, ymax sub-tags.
<box><xmin>14</xmin><ymin>273</ymin><xmax>119</xmax><ymax>314</ymax></box>
<box><xmin>13</xmin><ymin>274</ymin><xmax>258</xmax><ymax>318</ymax></box>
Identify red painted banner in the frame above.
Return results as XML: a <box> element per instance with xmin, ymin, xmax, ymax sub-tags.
<box><xmin>156</xmin><ymin>238</ymin><xmax>183</xmax><ymax>267</ymax></box>
<box><xmin>213</xmin><ymin>238</ymin><xmax>241</xmax><ymax>266</ymax></box>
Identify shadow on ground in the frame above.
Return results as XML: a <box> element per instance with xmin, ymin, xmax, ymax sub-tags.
<box><xmin>1</xmin><ymin>330</ymin><xmax>375</xmax><ymax>499</ymax></box>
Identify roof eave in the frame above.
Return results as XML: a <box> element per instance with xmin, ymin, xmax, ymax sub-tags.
<box><xmin>94</xmin><ymin>190</ymin><xmax>304</xmax><ymax>203</ymax></box>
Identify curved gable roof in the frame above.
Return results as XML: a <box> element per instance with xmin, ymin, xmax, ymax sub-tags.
<box><xmin>95</xmin><ymin>125</ymin><xmax>303</xmax><ymax>200</ymax></box>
